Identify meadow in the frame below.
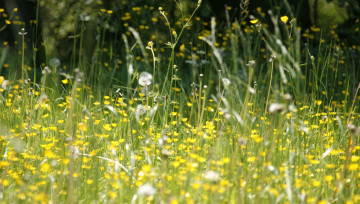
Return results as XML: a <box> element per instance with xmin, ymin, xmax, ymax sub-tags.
<box><xmin>0</xmin><ymin>0</ymin><xmax>360</xmax><ymax>203</ymax></box>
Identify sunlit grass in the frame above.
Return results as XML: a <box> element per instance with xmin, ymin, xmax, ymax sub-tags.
<box><xmin>1</xmin><ymin>0</ymin><xmax>360</xmax><ymax>203</ymax></box>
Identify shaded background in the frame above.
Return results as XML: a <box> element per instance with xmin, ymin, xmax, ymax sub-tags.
<box><xmin>0</xmin><ymin>0</ymin><xmax>359</xmax><ymax>82</ymax></box>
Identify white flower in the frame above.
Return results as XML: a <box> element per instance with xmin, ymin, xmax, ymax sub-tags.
<box><xmin>138</xmin><ymin>71</ymin><xmax>153</xmax><ymax>86</ymax></box>
<box><xmin>137</xmin><ymin>184</ymin><xmax>156</xmax><ymax>197</ymax></box>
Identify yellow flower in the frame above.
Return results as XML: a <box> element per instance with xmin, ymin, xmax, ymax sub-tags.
<box><xmin>348</xmin><ymin>163</ymin><xmax>359</xmax><ymax>171</ymax></box>
<box><xmin>86</xmin><ymin>179</ymin><xmax>93</xmax><ymax>185</ymax></box>
<box><xmin>324</xmin><ymin>175</ymin><xmax>333</xmax><ymax>182</ymax></box>
<box><xmin>180</xmin><ymin>44</ymin><xmax>185</xmax><ymax>52</ymax></box>
<box><xmin>247</xmin><ymin>156</ymin><xmax>256</xmax><ymax>162</ymax></box>
<box><xmin>103</xmin><ymin>124</ymin><xmax>112</xmax><ymax>131</ymax></box>
<box><xmin>0</xmin><ymin>76</ymin><xmax>4</xmax><ymax>85</ymax></box>
<box><xmin>280</xmin><ymin>16</ymin><xmax>289</xmax><ymax>23</ymax></box>
<box><xmin>312</xmin><ymin>180</ymin><xmax>321</xmax><ymax>187</ymax></box>
<box><xmin>40</xmin><ymin>162</ymin><xmax>50</xmax><ymax>173</ymax></box>
<box><xmin>250</xmin><ymin>19</ymin><xmax>258</xmax><ymax>24</ymax></box>
<box><xmin>61</xmin><ymin>78</ymin><xmax>69</xmax><ymax>84</ymax></box>
<box><xmin>351</xmin><ymin>155</ymin><xmax>360</xmax><ymax>162</ymax></box>
<box><xmin>315</xmin><ymin>100</ymin><xmax>322</xmax><ymax>106</ymax></box>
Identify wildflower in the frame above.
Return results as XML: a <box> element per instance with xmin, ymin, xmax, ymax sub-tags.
<box><xmin>128</xmin><ymin>62</ymin><xmax>134</xmax><ymax>75</ymax></box>
<box><xmin>238</xmin><ymin>138</ymin><xmax>247</xmax><ymax>146</ymax></box>
<box><xmin>1</xmin><ymin>79</ymin><xmax>9</xmax><ymax>89</ymax></box>
<box><xmin>38</xmin><ymin>95</ymin><xmax>49</xmax><ymax>103</ymax></box>
<box><xmin>348</xmin><ymin>163</ymin><xmax>359</xmax><ymax>171</ymax></box>
<box><xmin>137</xmin><ymin>184</ymin><xmax>156</xmax><ymax>197</ymax></box>
<box><xmin>161</xmin><ymin>149</ymin><xmax>171</xmax><ymax>159</ymax></box>
<box><xmin>69</xmin><ymin>145</ymin><xmax>79</xmax><ymax>159</ymax></box>
<box><xmin>18</xmin><ymin>28</ymin><xmax>27</xmax><ymax>36</ymax></box>
<box><xmin>315</xmin><ymin>100</ymin><xmax>322</xmax><ymax>106</ymax></box>
<box><xmin>40</xmin><ymin>162</ymin><xmax>51</xmax><ymax>173</ymax></box>
<box><xmin>80</xmin><ymin>14</ymin><xmax>90</xmax><ymax>21</ymax></box>
<box><xmin>136</xmin><ymin>104</ymin><xmax>147</xmax><ymax>115</ymax></box>
<box><xmin>247</xmin><ymin>60</ymin><xmax>256</xmax><ymax>66</ymax></box>
<box><xmin>222</xmin><ymin>78</ymin><xmax>231</xmax><ymax>87</ymax></box>
<box><xmin>0</xmin><ymin>76</ymin><xmax>4</xmax><ymax>85</ymax></box>
<box><xmin>49</xmin><ymin>58</ymin><xmax>61</xmax><ymax>67</ymax></box>
<box><xmin>103</xmin><ymin>124</ymin><xmax>112</xmax><ymax>131</ymax></box>
<box><xmin>347</xmin><ymin>123</ymin><xmax>358</xmax><ymax>135</ymax></box>
<box><xmin>269</xmin><ymin>103</ymin><xmax>286</xmax><ymax>114</ymax></box>
<box><xmin>135</xmin><ymin>104</ymin><xmax>147</xmax><ymax>121</ymax></box>
<box><xmin>269</xmin><ymin>54</ymin><xmax>276</xmax><ymax>62</ymax></box>
<box><xmin>351</xmin><ymin>155</ymin><xmax>360</xmax><ymax>162</ymax></box>
<box><xmin>284</xmin><ymin>93</ymin><xmax>292</xmax><ymax>100</ymax></box>
<box><xmin>41</xmin><ymin>66</ymin><xmax>52</xmax><ymax>75</ymax></box>
<box><xmin>324</xmin><ymin>175</ymin><xmax>333</xmax><ymax>182</ymax></box>
<box><xmin>250</xmin><ymin>19</ymin><xmax>258</xmax><ymax>24</ymax></box>
<box><xmin>280</xmin><ymin>16</ymin><xmax>289</xmax><ymax>23</ymax></box>
<box><xmin>138</xmin><ymin>71</ymin><xmax>153</xmax><ymax>86</ymax></box>
<box><xmin>247</xmin><ymin>156</ymin><xmax>256</xmax><ymax>162</ymax></box>
<box><xmin>204</xmin><ymin>171</ymin><xmax>220</xmax><ymax>182</ymax></box>
<box><xmin>180</xmin><ymin>44</ymin><xmax>185</xmax><ymax>52</ymax></box>
<box><xmin>146</xmin><ymin>41</ymin><xmax>154</xmax><ymax>49</ymax></box>
<box><xmin>61</xmin><ymin>78</ymin><xmax>69</xmax><ymax>84</ymax></box>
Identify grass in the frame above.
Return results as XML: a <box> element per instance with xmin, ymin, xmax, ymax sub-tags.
<box><xmin>1</xmin><ymin>0</ymin><xmax>360</xmax><ymax>203</ymax></box>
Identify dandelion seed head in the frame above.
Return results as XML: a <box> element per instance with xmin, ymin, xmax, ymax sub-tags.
<box><xmin>137</xmin><ymin>184</ymin><xmax>156</xmax><ymax>197</ymax></box>
<box><xmin>42</xmin><ymin>66</ymin><xmax>52</xmax><ymax>75</ymax></box>
<box><xmin>269</xmin><ymin>103</ymin><xmax>286</xmax><ymax>114</ymax></box>
<box><xmin>69</xmin><ymin>145</ymin><xmax>80</xmax><ymax>159</ymax></box>
<box><xmin>49</xmin><ymin>58</ymin><xmax>61</xmax><ymax>68</ymax></box>
<box><xmin>136</xmin><ymin>104</ymin><xmax>147</xmax><ymax>116</ymax></box>
<box><xmin>222</xmin><ymin>78</ymin><xmax>231</xmax><ymax>87</ymax></box>
<box><xmin>204</xmin><ymin>171</ymin><xmax>220</xmax><ymax>182</ymax></box>
<box><xmin>247</xmin><ymin>60</ymin><xmax>256</xmax><ymax>66</ymax></box>
<box><xmin>1</xmin><ymin>80</ymin><xmax>9</xmax><ymax>90</ymax></box>
<box><xmin>138</xmin><ymin>71</ymin><xmax>153</xmax><ymax>86</ymax></box>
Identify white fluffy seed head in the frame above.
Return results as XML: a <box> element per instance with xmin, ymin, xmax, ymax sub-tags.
<box><xmin>137</xmin><ymin>184</ymin><xmax>156</xmax><ymax>197</ymax></box>
<box><xmin>269</xmin><ymin>103</ymin><xmax>286</xmax><ymax>114</ymax></box>
<box><xmin>138</xmin><ymin>71</ymin><xmax>153</xmax><ymax>86</ymax></box>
